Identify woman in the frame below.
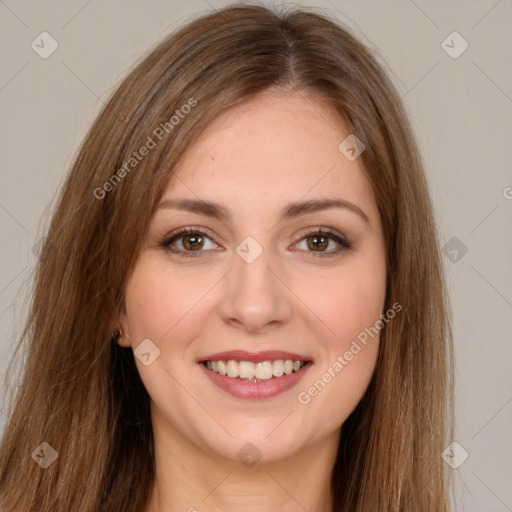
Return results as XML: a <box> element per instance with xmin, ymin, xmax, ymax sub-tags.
<box><xmin>0</xmin><ymin>4</ymin><xmax>453</xmax><ymax>511</ymax></box>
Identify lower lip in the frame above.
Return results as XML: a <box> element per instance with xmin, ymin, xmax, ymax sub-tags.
<box><xmin>199</xmin><ymin>362</ymin><xmax>313</xmax><ymax>399</ymax></box>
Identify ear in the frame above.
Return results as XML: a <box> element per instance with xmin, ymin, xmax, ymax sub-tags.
<box><xmin>116</xmin><ymin>309</ymin><xmax>131</xmax><ymax>347</ymax></box>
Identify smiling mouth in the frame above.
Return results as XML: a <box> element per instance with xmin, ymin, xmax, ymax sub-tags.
<box><xmin>202</xmin><ymin>359</ymin><xmax>312</xmax><ymax>381</ymax></box>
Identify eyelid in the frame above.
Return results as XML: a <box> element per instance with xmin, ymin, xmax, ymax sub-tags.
<box><xmin>159</xmin><ymin>226</ymin><xmax>221</xmax><ymax>257</ymax></box>
<box><xmin>293</xmin><ymin>225</ymin><xmax>349</xmax><ymax>245</ymax></box>
<box><xmin>290</xmin><ymin>226</ymin><xmax>352</xmax><ymax>257</ymax></box>
<box><xmin>159</xmin><ymin>225</ymin><xmax>351</xmax><ymax>258</ymax></box>
<box><xmin>165</xmin><ymin>225</ymin><xmax>218</xmax><ymax>242</ymax></box>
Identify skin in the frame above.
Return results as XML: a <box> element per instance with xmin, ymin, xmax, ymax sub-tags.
<box><xmin>118</xmin><ymin>89</ymin><xmax>387</xmax><ymax>512</ymax></box>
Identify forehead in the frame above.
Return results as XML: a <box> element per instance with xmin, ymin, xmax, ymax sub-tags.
<box><xmin>166</xmin><ymin>90</ymin><xmax>377</xmax><ymax>219</ymax></box>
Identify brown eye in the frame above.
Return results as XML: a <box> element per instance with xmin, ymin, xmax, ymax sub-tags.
<box><xmin>182</xmin><ymin>233</ymin><xmax>204</xmax><ymax>251</ymax></box>
<box><xmin>293</xmin><ymin>229</ymin><xmax>351</xmax><ymax>258</ymax></box>
<box><xmin>306</xmin><ymin>234</ymin><xmax>329</xmax><ymax>251</ymax></box>
<box><xmin>160</xmin><ymin>227</ymin><xmax>219</xmax><ymax>257</ymax></box>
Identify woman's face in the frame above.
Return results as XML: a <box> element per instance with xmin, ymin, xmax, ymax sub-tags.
<box><xmin>119</xmin><ymin>90</ymin><xmax>387</xmax><ymax>464</ymax></box>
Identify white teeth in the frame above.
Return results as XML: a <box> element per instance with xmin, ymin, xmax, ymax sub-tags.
<box><xmin>254</xmin><ymin>361</ymin><xmax>273</xmax><ymax>380</ymax></box>
<box><xmin>226</xmin><ymin>360</ymin><xmax>238</xmax><ymax>378</ymax></box>
<box><xmin>204</xmin><ymin>359</ymin><xmax>307</xmax><ymax>380</ymax></box>
<box><xmin>272</xmin><ymin>359</ymin><xmax>284</xmax><ymax>377</ymax></box>
<box><xmin>217</xmin><ymin>360</ymin><xmax>227</xmax><ymax>375</ymax></box>
<box><xmin>238</xmin><ymin>361</ymin><xmax>255</xmax><ymax>380</ymax></box>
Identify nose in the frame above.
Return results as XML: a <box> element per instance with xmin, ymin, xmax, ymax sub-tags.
<box><xmin>217</xmin><ymin>245</ymin><xmax>292</xmax><ymax>334</ymax></box>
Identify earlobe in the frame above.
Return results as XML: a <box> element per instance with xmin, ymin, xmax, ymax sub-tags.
<box><xmin>115</xmin><ymin>312</ymin><xmax>131</xmax><ymax>347</ymax></box>
<box><xmin>113</xmin><ymin>329</ymin><xmax>131</xmax><ymax>347</ymax></box>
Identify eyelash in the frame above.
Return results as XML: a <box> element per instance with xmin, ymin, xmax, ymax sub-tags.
<box><xmin>158</xmin><ymin>226</ymin><xmax>352</xmax><ymax>259</ymax></box>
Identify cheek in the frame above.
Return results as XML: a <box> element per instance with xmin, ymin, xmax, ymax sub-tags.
<box><xmin>123</xmin><ymin>257</ymin><xmax>211</xmax><ymax>406</ymax></box>
<box><xmin>296</xmin><ymin>261</ymin><xmax>387</xmax><ymax>349</ymax></box>
<box><xmin>124</xmin><ymin>255</ymin><xmax>211</xmax><ymax>342</ymax></box>
<box><xmin>292</xmin><ymin>259</ymin><xmax>386</xmax><ymax>414</ymax></box>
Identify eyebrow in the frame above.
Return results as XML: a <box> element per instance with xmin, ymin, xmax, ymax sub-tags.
<box><xmin>157</xmin><ymin>197</ymin><xmax>370</xmax><ymax>225</ymax></box>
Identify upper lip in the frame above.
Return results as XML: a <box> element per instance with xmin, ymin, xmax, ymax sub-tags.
<box><xmin>198</xmin><ymin>350</ymin><xmax>313</xmax><ymax>364</ymax></box>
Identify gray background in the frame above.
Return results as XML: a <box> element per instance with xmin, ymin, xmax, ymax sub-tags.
<box><xmin>1</xmin><ymin>1</ymin><xmax>511</xmax><ymax>510</ymax></box>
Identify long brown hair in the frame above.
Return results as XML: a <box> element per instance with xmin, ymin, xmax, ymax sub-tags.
<box><xmin>0</xmin><ymin>4</ymin><xmax>453</xmax><ymax>511</ymax></box>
